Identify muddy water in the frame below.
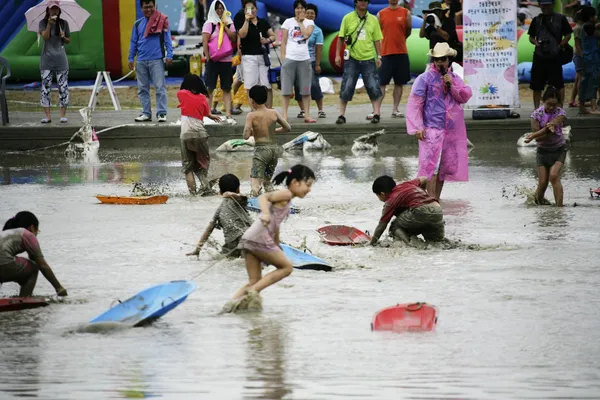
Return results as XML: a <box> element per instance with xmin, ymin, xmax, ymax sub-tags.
<box><xmin>1</xmin><ymin>143</ymin><xmax>599</xmax><ymax>399</ymax></box>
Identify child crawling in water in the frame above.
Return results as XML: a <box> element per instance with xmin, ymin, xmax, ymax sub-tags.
<box><xmin>370</xmin><ymin>176</ymin><xmax>445</xmax><ymax>245</ymax></box>
<box><xmin>186</xmin><ymin>174</ymin><xmax>253</xmax><ymax>258</ymax></box>
<box><xmin>525</xmin><ymin>86</ymin><xmax>567</xmax><ymax>206</ymax></box>
<box><xmin>244</xmin><ymin>85</ymin><xmax>291</xmax><ymax>197</ymax></box>
<box><xmin>222</xmin><ymin>164</ymin><xmax>316</xmax><ymax>313</ymax></box>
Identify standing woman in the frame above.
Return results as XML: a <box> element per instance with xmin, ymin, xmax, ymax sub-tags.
<box><xmin>406</xmin><ymin>43</ymin><xmax>472</xmax><ymax>201</ymax></box>
<box><xmin>203</xmin><ymin>0</ymin><xmax>237</xmax><ymax>123</ymax></box>
<box><xmin>39</xmin><ymin>3</ymin><xmax>70</xmax><ymax>124</ymax></box>
<box><xmin>0</xmin><ymin>212</ymin><xmax>67</xmax><ymax>297</ymax></box>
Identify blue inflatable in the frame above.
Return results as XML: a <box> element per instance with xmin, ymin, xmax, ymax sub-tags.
<box><xmin>221</xmin><ymin>0</ymin><xmax>422</xmax><ymax>33</ymax></box>
<box><xmin>518</xmin><ymin>62</ymin><xmax>576</xmax><ymax>84</ymax></box>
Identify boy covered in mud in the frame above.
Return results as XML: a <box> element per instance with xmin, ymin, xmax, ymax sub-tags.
<box><xmin>186</xmin><ymin>174</ymin><xmax>253</xmax><ymax>258</ymax></box>
<box><xmin>370</xmin><ymin>175</ymin><xmax>445</xmax><ymax>245</ymax></box>
<box><xmin>244</xmin><ymin>85</ymin><xmax>291</xmax><ymax>196</ymax></box>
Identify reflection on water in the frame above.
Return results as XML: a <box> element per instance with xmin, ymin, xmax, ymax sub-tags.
<box><xmin>244</xmin><ymin>316</ymin><xmax>291</xmax><ymax>400</ymax></box>
<box><xmin>0</xmin><ymin>144</ymin><xmax>600</xmax><ymax>399</ymax></box>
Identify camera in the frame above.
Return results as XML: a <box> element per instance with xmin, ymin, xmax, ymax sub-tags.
<box><xmin>426</xmin><ymin>14</ymin><xmax>436</xmax><ymax>25</ymax></box>
<box><xmin>344</xmin><ymin>36</ymin><xmax>353</xmax><ymax>46</ymax></box>
<box><xmin>537</xmin><ymin>38</ymin><xmax>551</xmax><ymax>54</ymax></box>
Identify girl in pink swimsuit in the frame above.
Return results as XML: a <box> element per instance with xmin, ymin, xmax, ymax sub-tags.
<box><xmin>224</xmin><ymin>164</ymin><xmax>316</xmax><ymax>312</ymax></box>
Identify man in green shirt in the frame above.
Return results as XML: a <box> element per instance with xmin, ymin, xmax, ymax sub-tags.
<box><xmin>335</xmin><ymin>0</ymin><xmax>384</xmax><ymax>124</ymax></box>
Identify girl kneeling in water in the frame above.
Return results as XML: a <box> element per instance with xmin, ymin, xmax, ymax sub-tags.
<box><xmin>224</xmin><ymin>164</ymin><xmax>315</xmax><ymax>312</ymax></box>
<box><xmin>0</xmin><ymin>212</ymin><xmax>67</xmax><ymax>297</ymax></box>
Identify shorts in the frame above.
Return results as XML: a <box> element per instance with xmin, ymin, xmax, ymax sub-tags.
<box><xmin>242</xmin><ymin>54</ymin><xmax>271</xmax><ymax>89</ymax></box>
<box><xmin>205</xmin><ymin>60</ymin><xmax>233</xmax><ymax>91</ymax></box>
<box><xmin>222</xmin><ymin>238</ymin><xmax>243</xmax><ymax>258</ymax></box>
<box><xmin>530</xmin><ymin>54</ymin><xmax>564</xmax><ymax>91</ymax></box>
<box><xmin>281</xmin><ymin>59</ymin><xmax>312</xmax><ymax>96</ymax></box>
<box><xmin>573</xmin><ymin>54</ymin><xmax>583</xmax><ymax>72</ymax></box>
<box><xmin>0</xmin><ymin>257</ymin><xmax>39</xmax><ymax>297</ymax></box>
<box><xmin>390</xmin><ymin>204</ymin><xmax>445</xmax><ymax>242</ymax></box>
<box><xmin>251</xmin><ymin>144</ymin><xmax>280</xmax><ymax>179</ymax></box>
<box><xmin>235</xmin><ymin>59</ymin><xmax>244</xmax><ymax>82</ymax></box>
<box><xmin>379</xmin><ymin>54</ymin><xmax>411</xmax><ymax>86</ymax></box>
<box><xmin>181</xmin><ymin>137</ymin><xmax>210</xmax><ymax>173</ymax></box>
<box><xmin>340</xmin><ymin>57</ymin><xmax>382</xmax><ymax>102</ymax></box>
<box><xmin>294</xmin><ymin>61</ymin><xmax>323</xmax><ymax>102</ymax></box>
<box><xmin>536</xmin><ymin>146</ymin><xmax>567</xmax><ymax>168</ymax></box>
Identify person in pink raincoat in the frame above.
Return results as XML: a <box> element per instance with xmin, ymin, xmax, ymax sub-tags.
<box><xmin>406</xmin><ymin>42</ymin><xmax>472</xmax><ymax>200</ymax></box>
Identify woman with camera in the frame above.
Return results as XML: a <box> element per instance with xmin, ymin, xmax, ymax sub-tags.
<box><xmin>405</xmin><ymin>43</ymin><xmax>472</xmax><ymax>201</ymax></box>
<box><xmin>280</xmin><ymin>0</ymin><xmax>316</xmax><ymax>123</ymax></box>
<box><xmin>419</xmin><ymin>1</ymin><xmax>461</xmax><ymax>63</ymax></box>
<box><xmin>39</xmin><ymin>2</ymin><xmax>70</xmax><ymax>124</ymax></box>
<box><xmin>237</xmin><ymin>0</ymin><xmax>276</xmax><ymax>107</ymax></box>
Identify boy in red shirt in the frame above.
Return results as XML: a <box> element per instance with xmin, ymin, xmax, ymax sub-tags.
<box><xmin>370</xmin><ymin>175</ymin><xmax>445</xmax><ymax>245</ymax></box>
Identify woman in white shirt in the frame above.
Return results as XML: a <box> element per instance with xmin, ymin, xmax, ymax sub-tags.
<box><xmin>280</xmin><ymin>0</ymin><xmax>315</xmax><ymax>123</ymax></box>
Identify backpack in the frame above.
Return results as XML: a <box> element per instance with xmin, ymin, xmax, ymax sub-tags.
<box><xmin>534</xmin><ymin>13</ymin><xmax>562</xmax><ymax>59</ymax></box>
<box><xmin>135</xmin><ymin>19</ymin><xmax>166</xmax><ymax>58</ymax></box>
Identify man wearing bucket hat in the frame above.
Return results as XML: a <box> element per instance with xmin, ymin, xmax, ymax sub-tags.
<box><xmin>419</xmin><ymin>1</ymin><xmax>461</xmax><ymax>63</ymax></box>
<box><xmin>405</xmin><ymin>42</ymin><xmax>472</xmax><ymax>201</ymax></box>
<box><xmin>527</xmin><ymin>0</ymin><xmax>572</xmax><ymax>108</ymax></box>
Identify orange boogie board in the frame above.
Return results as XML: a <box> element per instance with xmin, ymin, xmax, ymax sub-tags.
<box><xmin>96</xmin><ymin>195</ymin><xmax>169</xmax><ymax>205</ymax></box>
<box><xmin>371</xmin><ymin>303</ymin><xmax>438</xmax><ymax>332</ymax></box>
<box><xmin>316</xmin><ymin>225</ymin><xmax>371</xmax><ymax>246</ymax></box>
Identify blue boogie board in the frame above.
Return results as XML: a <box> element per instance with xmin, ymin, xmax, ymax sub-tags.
<box><xmin>89</xmin><ymin>280</ymin><xmax>197</xmax><ymax>327</ymax></box>
<box><xmin>247</xmin><ymin>197</ymin><xmax>300</xmax><ymax>214</ymax></box>
<box><xmin>281</xmin><ymin>244</ymin><xmax>332</xmax><ymax>272</ymax></box>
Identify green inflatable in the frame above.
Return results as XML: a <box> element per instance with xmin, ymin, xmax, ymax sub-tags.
<box><xmin>518</xmin><ymin>32</ymin><xmax>575</xmax><ymax>64</ymax></box>
<box><xmin>0</xmin><ymin>0</ymin><xmax>105</xmax><ymax>82</ymax></box>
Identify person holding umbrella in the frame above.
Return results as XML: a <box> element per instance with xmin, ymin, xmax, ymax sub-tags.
<box><xmin>39</xmin><ymin>1</ymin><xmax>70</xmax><ymax>124</ymax></box>
<box><xmin>25</xmin><ymin>0</ymin><xmax>90</xmax><ymax>124</ymax></box>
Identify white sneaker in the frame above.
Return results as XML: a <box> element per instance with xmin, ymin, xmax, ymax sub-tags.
<box><xmin>157</xmin><ymin>114</ymin><xmax>167</xmax><ymax>122</ymax></box>
<box><xmin>134</xmin><ymin>114</ymin><xmax>151</xmax><ymax>122</ymax></box>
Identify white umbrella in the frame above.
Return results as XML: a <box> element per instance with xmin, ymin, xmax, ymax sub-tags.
<box><xmin>25</xmin><ymin>0</ymin><xmax>90</xmax><ymax>33</ymax></box>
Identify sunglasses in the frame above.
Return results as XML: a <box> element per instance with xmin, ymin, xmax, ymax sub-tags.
<box><xmin>432</xmin><ymin>56</ymin><xmax>448</xmax><ymax>62</ymax></box>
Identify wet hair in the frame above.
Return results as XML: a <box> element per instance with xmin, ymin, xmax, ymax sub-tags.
<box><xmin>180</xmin><ymin>73</ymin><xmax>209</xmax><ymax>96</ymax></box>
<box><xmin>3</xmin><ymin>211</ymin><xmax>39</xmax><ymax>231</ymax></box>
<box><xmin>243</xmin><ymin>0</ymin><xmax>257</xmax><ymax>7</ymax></box>
<box><xmin>273</xmin><ymin>164</ymin><xmax>315</xmax><ymax>186</ymax></box>
<box><xmin>372</xmin><ymin>175</ymin><xmax>397</xmax><ymax>194</ymax></box>
<box><xmin>219</xmin><ymin>174</ymin><xmax>241</xmax><ymax>194</ymax></box>
<box><xmin>583</xmin><ymin>21</ymin><xmax>596</xmax><ymax>37</ymax></box>
<box><xmin>542</xmin><ymin>86</ymin><xmax>558</xmax><ymax>102</ymax></box>
<box><xmin>577</xmin><ymin>6</ymin><xmax>596</xmax><ymax>23</ymax></box>
<box><xmin>140</xmin><ymin>0</ymin><xmax>155</xmax><ymax>7</ymax></box>
<box><xmin>306</xmin><ymin>3</ymin><xmax>318</xmax><ymax>18</ymax></box>
<box><xmin>249</xmin><ymin>85</ymin><xmax>268</xmax><ymax>105</ymax></box>
<box><xmin>44</xmin><ymin>6</ymin><xmax>63</xmax><ymax>37</ymax></box>
<box><xmin>293</xmin><ymin>0</ymin><xmax>307</xmax><ymax>10</ymax></box>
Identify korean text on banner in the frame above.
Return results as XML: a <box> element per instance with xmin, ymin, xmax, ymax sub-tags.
<box><xmin>462</xmin><ymin>0</ymin><xmax>519</xmax><ymax>108</ymax></box>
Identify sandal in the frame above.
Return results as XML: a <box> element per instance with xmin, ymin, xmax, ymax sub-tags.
<box><xmin>336</xmin><ymin>115</ymin><xmax>346</xmax><ymax>124</ymax></box>
<box><xmin>568</xmin><ymin>101</ymin><xmax>580</xmax><ymax>108</ymax></box>
<box><xmin>41</xmin><ymin>118</ymin><xmax>51</xmax><ymax>124</ymax></box>
<box><xmin>391</xmin><ymin>111</ymin><xmax>404</xmax><ymax>118</ymax></box>
<box><xmin>60</xmin><ymin>117</ymin><xmax>68</xmax><ymax>123</ymax></box>
<box><xmin>318</xmin><ymin>110</ymin><xmax>327</xmax><ymax>118</ymax></box>
<box><xmin>371</xmin><ymin>114</ymin><xmax>380</xmax><ymax>124</ymax></box>
<box><xmin>366</xmin><ymin>113</ymin><xmax>374</xmax><ymax>120</ymax></box>
<box><xmin>211</xmin><ymin>109</ymin><xmax>222</xmax><ymax>115</ymax></box>
<box><xmin>297</xmin><ymin>110</ymin><xmax>305</xmax><ymax>118</ymax></box>
<box><xmin>304</xmin><ymin>118</ymin><xmax>317</xmax><ymax>123</ymax></box>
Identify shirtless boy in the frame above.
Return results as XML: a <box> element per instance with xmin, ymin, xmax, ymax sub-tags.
<box><xmin>244</xmin><ymin>85</ymin><xmax>291</xmax><ymax>196</ymax></box>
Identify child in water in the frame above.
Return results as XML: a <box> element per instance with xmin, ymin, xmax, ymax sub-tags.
<box><xmin>0</xmin><ymin>212</ymin><xmax>67</xmax><ymax>297</ymax></box>
<box><xmin>186</xmin><ymin>174</ymin><xmax>253</xmax><ymax>258</ymax></box>
<box><xmin>525</xmin><ymin>86</ymin><xmax>567</xmax><ymax>206</ymax></box>
<box><xmin>244</xmin><ymin>85</ymin><xmax>291</xmax><ymax>197</ymax></box>
<box><xmin>223</xmin><ymin>164</ymin><xmax>316</xmax><ymax>313</ymax></box>
<box><xmin>177</xmin><ymin>73</ymin><xmax>222</xmax><ymax>195</ymax></box>
<box><xmin>370</xmin><ymin>176</ymin><xmax>445</xmax><ymax>245</ymax></box>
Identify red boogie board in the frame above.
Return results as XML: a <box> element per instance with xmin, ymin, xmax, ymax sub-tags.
<box><xmin>590</xmin><ymin>188</ymin><xmax>600</xmax><ymax>199</ymax></box>
<box><xmin>316</xmin><ymin>225</ymin><xmax>372</xmax><ymax>246</ymax></box>
<box><xmin>0</xmin><ymin>297</ymin><xmax>50</xmax><ymax>312</ymax></box>
<box><xmin>371</xmin><ymin>303</ymin><xmax>438</xmax><ymax>332</ymax></box>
